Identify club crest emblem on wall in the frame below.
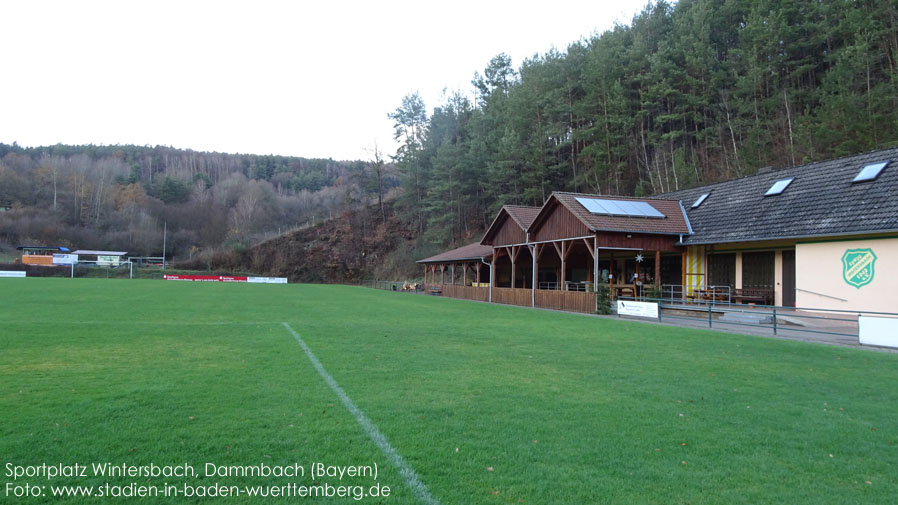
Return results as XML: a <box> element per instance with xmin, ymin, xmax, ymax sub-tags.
<box><xmin>842</xmin><ymin>248</ymin><xmax>877</xmax><ymax>288</ymax></box>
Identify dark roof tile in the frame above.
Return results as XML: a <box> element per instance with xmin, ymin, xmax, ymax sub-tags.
<box><xmin>658</xmin><ymin>146</ymin><xmax>898</xmax><ymax>244</ymax></box>
<box><xmin>417</xmin><ymin>242</ymin><xmax>493</xmax><ymax>263</ymax></box>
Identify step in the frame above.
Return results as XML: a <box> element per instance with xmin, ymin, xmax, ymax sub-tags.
<box><xmin>719</xmin><ymin>312</ymin><xmax>773</xmax><ymax>325</ymax></box>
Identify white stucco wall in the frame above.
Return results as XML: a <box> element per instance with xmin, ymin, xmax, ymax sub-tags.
<box><xmin>795</xmin><ymin>238</ymin><xmax>898</xmax><ymax>313</ymax></box>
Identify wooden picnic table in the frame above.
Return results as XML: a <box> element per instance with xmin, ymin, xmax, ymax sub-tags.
<box><xmin>612</xmin><ymin>284</ymin><xmax>637</xmax><ymax>299</ymax></box>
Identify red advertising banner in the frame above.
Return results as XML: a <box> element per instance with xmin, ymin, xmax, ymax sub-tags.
<box><xmin>163</xmin><ymin>275</ymin><xmax>248</xmax><ymax>282</ymax></box>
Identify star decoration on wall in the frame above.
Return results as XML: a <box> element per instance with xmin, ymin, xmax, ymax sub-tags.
<box><xmin>635</xmin><ymin>253</ymin><xmax>644</xmax><ymax>263</ymax></box>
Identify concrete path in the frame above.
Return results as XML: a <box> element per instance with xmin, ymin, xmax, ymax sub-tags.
<box><xmin>607</xmin><ymin>305</ymin><xmax>898</xmax><ymax>353</ymax></box>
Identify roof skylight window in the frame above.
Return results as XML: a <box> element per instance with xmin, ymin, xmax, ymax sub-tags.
<box><xmin>852</xmin><ymin>161</ymin><xmax>889</xmax><ymax>183</ymax></box>
<box><xmin>691</xmin><ymin>193</ymin><xmax>710</xmax><ymax>208</ymax></box>
<box><xmin>764</xmin><ymin>178</ymin><xmax>794</xmax><ymax>196</ymax></box>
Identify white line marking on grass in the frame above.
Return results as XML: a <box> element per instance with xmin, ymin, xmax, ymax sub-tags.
<box><xmin>281</xmin><ymin>322</ymin><xmax>441</xmax><ymax>505</ymax></box>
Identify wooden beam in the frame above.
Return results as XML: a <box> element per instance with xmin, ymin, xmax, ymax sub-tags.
<box><xmin>583</xmin><ymin>238</ymin><xmax>594</xmax><ymax>258</ymax></box>
<box><xmin>563</xmin><ymin>240</ymin><xmax>574</xmax><ymax>260</ymax></box>
<box><xmin>463</xmin><ymin>263</ymin><xmax>468</xmax><ymax>286</ymax></box>
<box><xmin>475</xmin><ymin>262</ymin><xmax>481</xmax><ymax>285</ymax></box>
<box><xmin>535</xmin><ymin>243</ymin><xmax>547</xmax><ymax>261</ymax></box>
<box><xmin>440</xmin><ymin>265</ymin><xmax>445</xmax><ymax>285</ymax></box>
<box><xmin>655</xmin><ymin>250</ymin><xmax>661</xmax><ymax>288</ymax></box>
<box><xmin>552</xmin><ymin>241</ymin><xmax>562</xmax><ymax>260</ymax></box>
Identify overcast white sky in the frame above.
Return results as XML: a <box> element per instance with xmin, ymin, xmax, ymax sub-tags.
<box><xmin>1</xmin><ymin>0</ymin><xmax>648</xmax><ymax>161</ymax></box>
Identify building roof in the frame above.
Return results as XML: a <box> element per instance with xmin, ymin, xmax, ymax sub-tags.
<box><xmin>71</xmin><ymin>250</ymin><xmax>128</xmax><ymax>256</ymax></box>
<box><xmin>503</xmin><ymin>205</ymin><xmax>541</xmax><ymax>230</ymax></box>
<box><xmin>417</xmin><ymin>242</ymin><xmax>493</xmax><ymax>264</ymax></box>
<box><xmin>16</xmin><ymin>245</ymin><xmax>70</xmax><ymax>252</ymax></box>
<box><xmin>480</xmin><ymin>205</ymin><xmax>541</xmax><ymax>245</ymax></box>
<box><xmin>658</xmin><ymin>146</ymin><xmax>898</xmax><ymax>244</ymax></box>
<box><xmin>531</xmin><ymin>192</ymin><xmax>692</xmax><ymax>236</ymax></box>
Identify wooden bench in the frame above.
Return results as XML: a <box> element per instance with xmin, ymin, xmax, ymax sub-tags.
<box><xmin>733</xmin><ymin>288</ymin><xmax>772</xmax><ymax>305</ymax></box>
<box><xmin>688</xmin><ymin>288</ymin><xmax>729</xmax><ymax>303</ymax></box>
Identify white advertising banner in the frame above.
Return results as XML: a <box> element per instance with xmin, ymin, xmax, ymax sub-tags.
<box><xmin>858</xmin><ymin>315</ymin><xmax>898</xmax><ymax>349</ymax></box>
<box><xmin>247</xmin><ymin>277</ymin><xmax>288</xmax><ymax>284</ymax></box>
<box><xmin>0</xmin><ymin>271</ymin><xmax>27</xmax><ymax>278</ymax></box>
<box><xmin>617</xmin><ymin>300</ymin><xmax>659</xmax><ymax>319</ymax></box>
<box><xmin>97</xmin><ymin>255</ymin><xmax>121</xmax><ymax>266</ymax></box>
<box><xmin>52</xmin><ymin>254</ymin><xmax>78</xmax><ymax>265</ymax></box>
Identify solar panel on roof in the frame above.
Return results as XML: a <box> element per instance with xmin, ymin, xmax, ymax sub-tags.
<box><xmin>764</xmin><ymin>178</ymin><xmax>794</xmax><ymax>196</ymax></box>
<box><xmin>692</xmin><ymin>193</ymin><xmax>710</xmax><ymax>208</ymax></box>
<box><xmin>602</xmin><ymin>199</ymin><xmax>629</xmax><ymax>215</ymax></box>
<box><xmin>853</xmin><ymin>161</ymin><xmax>889</xmax><ymax>183</ymax></box>
<box><xmin>574</xmin><ymin>197</ymin><xmax>665</xmax><ymax>218</ymax></box>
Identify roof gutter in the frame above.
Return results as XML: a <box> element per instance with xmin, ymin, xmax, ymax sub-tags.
<box><xmin>480</xmin><ymin>257</ymin><xmax>493</xmax><ymax>303</ymax></box>
<box><xmin>679</xmin><ymin>200</ymin><xmax>694</xmax><ymax>235</ymax></box>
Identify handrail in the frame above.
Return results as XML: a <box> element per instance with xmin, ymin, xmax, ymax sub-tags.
<box><xmin>795</xmin><ymin>288</ymin><xmax>848</xmax><ymax>302</ymax></box>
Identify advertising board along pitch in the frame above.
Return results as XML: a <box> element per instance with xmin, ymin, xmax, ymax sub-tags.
<box><xmin>163</xmin><ymin>275</ymin><xmax>287</xmax><ymax>284</ymax></box>
<box><xmin>617</xmin><ymin>300</ymin><xmax>660</xmax><ymax>319</ymax></box>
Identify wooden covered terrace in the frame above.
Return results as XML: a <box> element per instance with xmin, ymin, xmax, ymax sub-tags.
<box><xmin>417</xmin><ymin>242</ymin><xmax>493</xmax><ymax>302</ymax></box>
<box><xmin>418</xmin><ymin>193</ymin><xmax>694</xmax><ymax>314</ymax></box>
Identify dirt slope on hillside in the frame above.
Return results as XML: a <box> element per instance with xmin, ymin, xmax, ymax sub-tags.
<box><xmin>180</xmin><ymin>202</ymin><xmax>418</xmax><ymax>283</ymax></box>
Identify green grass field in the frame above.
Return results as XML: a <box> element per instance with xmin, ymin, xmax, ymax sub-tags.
<box><xmin>1</xmin><ymin>279</ymin><xmax>896</xmax><ymax>504</ymax></box>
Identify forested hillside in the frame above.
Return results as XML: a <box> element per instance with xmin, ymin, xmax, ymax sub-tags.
<box><xmin>0</xmin><ymin>143</ymin><xmax>396</xmax><ymax>259</ymax></box>
<box><xmin>3</xmin><ymin>0</ymin><xmax>898</xmax><ymax>279</ymax></box>
<box><xmin>390</xmin><ymin>0</ymin><xmax>898</xmax><ymax>246</ymax></box>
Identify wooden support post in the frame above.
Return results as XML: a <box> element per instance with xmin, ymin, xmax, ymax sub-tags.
<box><xmin>561</xmin><ymin>241</ymin><xmax>567</xmax><ymax>291</ymax></box>
<box><xmin>475</xmin><ymin>262</ymin><xmax>481</xmax><ymax>285</ymax></box>
<box><xmin>463</xmin><ymin>264</ymin><xmax>468</xmax><ymax>286</ymax></box>
<box><xmin>583</xmin><ymin>238</ymin><xmax>595</xmax><ymax>286</ymax></box>
<box><xmin>681</xmin><ymin>250</ymin><xmax>687</xmax><ymax>300</ymax></box>
<box><xmin>510</xmin><ymin>245</ymin><xmax>521</xmax><ymax>289</ymax></box>
<box><xmin>655</xmin><ymin>250</ymin><xmax>661</xmax><ymax>288</ymax></box>
<box><xmin>552</xmin><ymin>241</ymin><xmax>562</xmax><ymax>290</ymax></box>
<box><xmin>440</xmin><ymin>265</ymin><xmax>445</xmax><ymax>285</ymax></box>
<box><xmin>609</xmin><ymin>251</ymin><xmax>614</xmax><ymax>299</ymax></box>
<box><xmin>531</xmin><ymin>245</ymin><xmax>536</xmax><ymax>307</ymax></box>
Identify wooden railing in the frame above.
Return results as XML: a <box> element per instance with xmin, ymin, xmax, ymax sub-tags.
<box><xmin>431</xmin><ymin>285</ymin><xmax>596</xmax><ymax>314</ymax></box>
<box><xmin>535</xmin><ymin>290</ymin><xmax>595</xmax><ymax>313</ymax></box>
<box><xmin>441</xmin><ymin>285</ymin><xmax>489</xmax><ymax>302</ymax></box>
<box><xmin>492</xmin><ymin>287</ymin><xmax>531</xmax><ymax>307</ymax></box>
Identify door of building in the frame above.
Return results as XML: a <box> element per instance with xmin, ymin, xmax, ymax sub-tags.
<box><xmin>782</xmin><ymin>250</ymin><xmax>796</xmax><ymax>307</ymax></box>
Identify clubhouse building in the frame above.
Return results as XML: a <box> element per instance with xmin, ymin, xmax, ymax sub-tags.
<box><xmin>418</xmin><ymin>147</ymin><xmax>898</xmax><ymax>314</ymax></box>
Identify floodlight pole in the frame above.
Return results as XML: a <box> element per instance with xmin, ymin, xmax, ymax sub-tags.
<box><xmin>162</xmin><ymin>221</ymin><xmax>167</xmax><ymax>270</ymax></box>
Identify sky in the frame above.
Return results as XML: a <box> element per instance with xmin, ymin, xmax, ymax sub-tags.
<box><xmin>1</xmin><ymin>0</ymin><xmax>649</xmax><ymax>161</ymax></box>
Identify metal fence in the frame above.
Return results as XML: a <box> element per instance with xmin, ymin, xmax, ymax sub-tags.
<box><xmin>617</xmin><ymin>295</ymin><xmax>897</xmax><ymax>344</ymax></box>
<box><xmin>537</xmin><ymin>281</ymin><xmax>594</xmax><ymax>291</ymax></box>
<box><xmin>662</xmin><ymin>284</ymin><xmax>732</xmax><ymax>304</ymax></box>
<box><xmin>358</xmin><ymin>279</ymin><xmax>424</xmax><ymax>293</ymax></box>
